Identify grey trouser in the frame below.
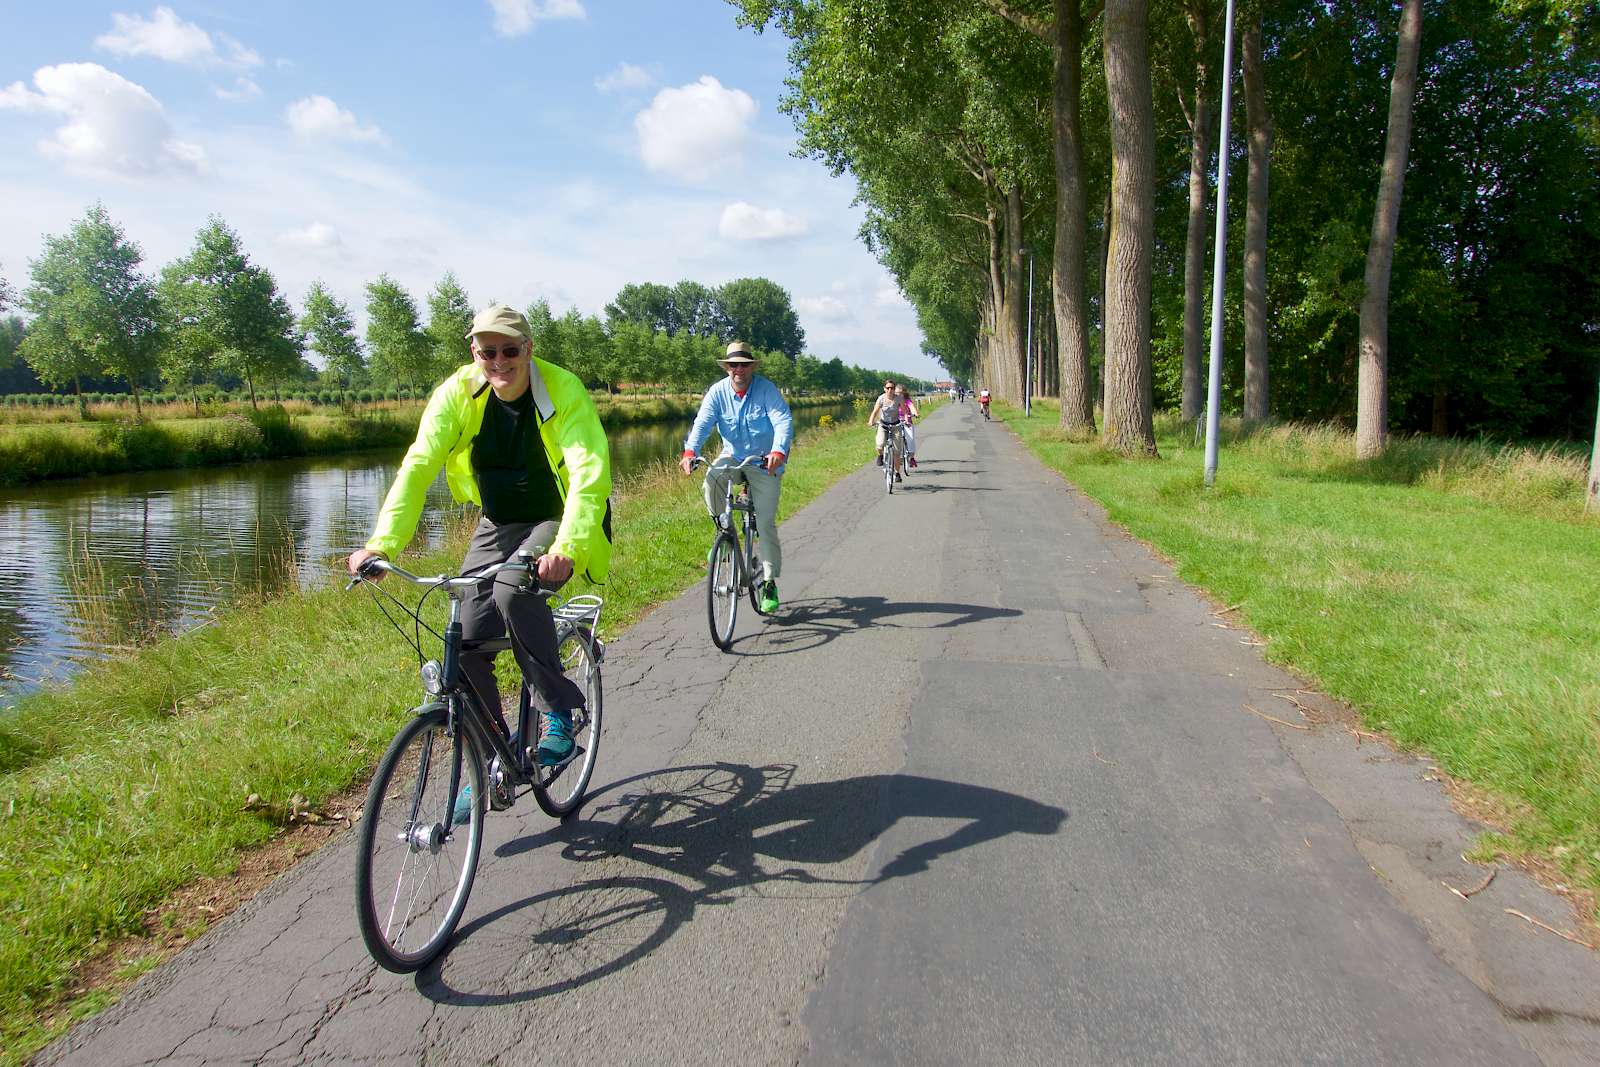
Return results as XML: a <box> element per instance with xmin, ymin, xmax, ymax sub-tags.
<box><xmin>703</xmin><ymin>464</ymin><xmax>782</xmax><ymax>581</ymax></box>
<box><xmin>458</xmin><ymin>516</ymin><xmax>585</xmax><ymax>723</ymax></box>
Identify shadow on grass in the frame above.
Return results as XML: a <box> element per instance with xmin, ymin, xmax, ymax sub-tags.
<box><xmin>424</xmin><ymin>762</ymin><xmax>1065</xmax><ymax>1006</ymax></box>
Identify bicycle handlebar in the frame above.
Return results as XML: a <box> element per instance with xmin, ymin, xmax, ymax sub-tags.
<box><xmin>347</xmin><ymin>547</ymin><xmax>554</xmax><ymax>594</ymax></box>
<box><xmin>690</xmin><ymin>455</ymin><xmax>770</xmax><ymax>473</ymax></box>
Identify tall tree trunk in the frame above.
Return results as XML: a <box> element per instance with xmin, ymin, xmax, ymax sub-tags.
<box><xmin>73</xmin><ymin>375</ymin><xmax>85</xmax><ymax>419</ymax></box>
<box><xmin>1102</xmin><ymin>0</ymin><xmax>1157</xmax><ymax>456</ymax></box>
<box><xmin>130</xmin><ymin>380</ymin><xmax>143</xmax><ymax>418</ymax></box>
<box><xmin>1053</xmin><ymin>0</ymin><xmax>1096</xmax><ymax>434</ymax></box>
<box><xmin>1180</xmin><ymin>2</ymin><xmax>1211</xmax><ymax>422</ymax></box>
<box><xmin>1099</xmin><ymin>188</ymin><xmax>1111</xmax><ymax>418</ymax></box>
<box><xmin>1003</xmin><ymin>183</ymin><xmax>1028</xmax><ymax>402</ymax></box>
<box><xmin>1356</xmin><ymin>0</ymin><xmax>1423</xmax><ymax>459</ymax></box>
<box><xmin>245</xmin><ymin>366</ymin><xmax>259</xmax><ymax>410</ymax></box>
<box><xmin>1242</xmin><ymin>15</ymin><xmax>1272</xmax><ymax>422</ymax></box>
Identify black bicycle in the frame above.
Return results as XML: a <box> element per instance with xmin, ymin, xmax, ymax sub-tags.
<box><xmin>347</xmin><ymin>553</ymin><xmax>604</xmax><ymax>972</ymax></box>
<box><xmin>694</xmin><ymin>455</ymin><xmax>770</xmax><ymax>650</ymax></box>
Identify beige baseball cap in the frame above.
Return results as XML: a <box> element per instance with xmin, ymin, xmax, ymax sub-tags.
<box><xmin>720</xmin><ymin>340</ymin><xmax>758</xmax><ymax>364</ymax></box>
<box><xmin>465</xmin><ymin>304</ymin><xmax>531</xmax><ymax>341</ymax></box>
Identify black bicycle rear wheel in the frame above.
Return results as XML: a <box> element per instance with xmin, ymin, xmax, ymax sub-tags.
<box><xmin>355</xmin><ymin>706</ymin><xmax>485</xmax><ymax>973</ymax></box>
<box><xmin>707</xmin><ymin>531</ymin><xmax>739</xmax><ymax>650</ymax></box>
<box><xmin>533</xmin><ymin>625</ymin><xmax>603</xmax><ymax>817</ymax></box>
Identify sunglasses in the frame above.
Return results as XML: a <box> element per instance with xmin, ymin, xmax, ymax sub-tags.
<box><xmin>475</xmin><ymin>342</ymin><xmax>524</xmax><ymax>361</ymax></box>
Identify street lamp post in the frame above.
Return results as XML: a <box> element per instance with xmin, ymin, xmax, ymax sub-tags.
<box><xmin>1204</xmin><ymin>0</ymin><xmax>1238</xmax><ymax>487</ymax></box>
<box><xmin>1021</xmin><ymin>245</ymin><xmax>1035</xmax><ymax>417</ymax></box>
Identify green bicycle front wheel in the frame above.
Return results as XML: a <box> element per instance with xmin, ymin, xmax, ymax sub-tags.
<box><xmin>707</xmin><ymin>531</ymin><xmax>740</xmax><ymax>650</ymax></box>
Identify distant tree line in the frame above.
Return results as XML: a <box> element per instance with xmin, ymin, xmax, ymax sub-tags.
<box><xmin>0</xmin><ymin>206</ymin><xmax>931</xmax><ymax>417</ymax></box>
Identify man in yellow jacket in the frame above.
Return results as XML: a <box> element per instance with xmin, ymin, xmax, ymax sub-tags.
<box><xmin>347</xmin><ymin>304</ymin><xmax>612</xmax><ymax>769</ymax></box>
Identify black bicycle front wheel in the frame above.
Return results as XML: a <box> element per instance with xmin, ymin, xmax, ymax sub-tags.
<box><xmin>355</xmin><ymin>706</ymin><xmax>485</xmax><ymax>973</ymax></box>
<box><xmin>707</xmin><ymin>532</ymin><xmax>740</xmax><ymax>650</ymax></box>
<box><xmin>533</xmin><ymin>626</ymin><xmax>603</xmax><ymax>817</ymax></box>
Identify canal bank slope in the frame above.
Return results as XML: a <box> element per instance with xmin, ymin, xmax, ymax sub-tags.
<box><xmin>36</xmin><ymin>399</ymin><xmax>1600</xmax><ymax>1065</ymax></box>
<box><xmin>0</xmin><ymin>395</ymin><xmax>858</xmax><ymax>487</ymax></box>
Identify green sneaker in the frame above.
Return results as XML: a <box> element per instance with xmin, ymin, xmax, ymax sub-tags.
<box><xmin>759</xmin><ymin>580</ymin><xmax>780</xmax><ymax>613</ymax></box>
<box><xmin>537</xmin><ymin>709</ymin><xmax>575</xmax><ymax>767</ymax></box>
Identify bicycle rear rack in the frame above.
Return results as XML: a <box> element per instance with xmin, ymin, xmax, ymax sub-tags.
<box><xmin>554</xmin><ymin>594</ymin><xmax>605</xmax><ymax>662</ymax></box>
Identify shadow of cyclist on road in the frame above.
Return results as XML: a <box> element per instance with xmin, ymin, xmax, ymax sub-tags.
<box><xmin>422</xmin><ymin>762</ymin><xmax>1064</xmax><ymax>1006</ymax></box>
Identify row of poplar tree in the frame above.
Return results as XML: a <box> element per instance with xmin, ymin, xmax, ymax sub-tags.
<box><xmin>733</xmin><ymin>0</ymin><xmax>1598</xmax><ymax>457</ymax></box>
<box><xmin>0</xmin><ymin>206</ymin><xmax>927</xmax><ymax>415</ymax></box>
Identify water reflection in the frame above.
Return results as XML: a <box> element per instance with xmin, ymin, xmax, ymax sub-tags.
<box><xmin>0</xmin><ymin>403</ymin><xmax>855</xmax><ymax>704</ymax></box>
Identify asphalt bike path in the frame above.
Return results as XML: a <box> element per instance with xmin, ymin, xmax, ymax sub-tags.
<box><xmin>42</xmin><ymin>402</ymin><xmax>1600</xmax><ymax>1065</ymax></box>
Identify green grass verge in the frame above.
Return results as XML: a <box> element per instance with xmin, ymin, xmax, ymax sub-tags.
<box><xmin>999</xmin><ymin>399</ymin><xmax>1600</xmax><ymax>908</ymax></box>
<box><xmin>0</xmin><ymin>416</ymin><xmax>872</xmax><ymax>1063</ymax></box>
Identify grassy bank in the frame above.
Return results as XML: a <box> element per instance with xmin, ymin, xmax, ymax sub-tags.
<box><xmin>0</xmin><ymin>415</ymin><xmax>871</xmax><ymax>1063</ymax></box>
<box><xmin>0</xmin><ymin>395</ymin><xmax>856</xmax><ymax>487</ymax></box>
<box><xmin>1000</xmin><ymin>400</ymin><xmax>1600</xmax><ymax>908</ymax></box>
<box><xmin>0</xmin><ymin>407</ymin><xmax>421</xmax><ymax>486</ymax></box>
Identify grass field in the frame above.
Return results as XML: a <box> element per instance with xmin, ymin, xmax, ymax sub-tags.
<box><xmin>1000</xmin><ymin>400</ymin><xmax>1600</xmax><ymax>913</ymax></box>
<box><xmin>0</xmin><ymin>413</ymin><xmax>876</xmax><ymax>1063</ymax></box>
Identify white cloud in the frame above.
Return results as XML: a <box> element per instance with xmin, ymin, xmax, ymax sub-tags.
<box><xmin>0</xmin><ymin>63</ymin><xmax>206</xmax><ymax>175</ymax></box>
<box><xmin>216</xmin><ymin>76</ymin><xmax>261</xmax><ymax>102</ymax></box>
<box><xmin>488</xmin><ymin>0</ymin><xmax>586</xmax><ymax>37</ymax></box>
<box><xmin>875</xmin><ymin>285</ymin><xmax>909</xmax><ymax>308</ymax></box>
<box><xmin>595</xmin><ymin>62</ymin><xmax>655</xmax><ymax>94</ymax></box>
<box><xmin>95</xmin><ymin>6</ymin><xmax>261</xmax><ymax>69</ymax></box>
<box><xmin>285</xmin><ymin>96</ymin><xmax>386</xmax><ymax>144</ymax></box>
<box><xmin>279</xmin><ymin>222</ymin><xmax>342</xmax><ymax>250</ymax></box>
<box><xmin>635</xmin><ymin>76</ymin><xmax>756</xmax><ymax>183</ymax></box>
<box><xmin>718</xmin><ymin>201</ymin><xmax>808</xmax><ymax>241</ymax></box>
<box><xmin>798</xmin><ymin>295</ymin><xmax>851</xmax><ymax>322</ymax></box>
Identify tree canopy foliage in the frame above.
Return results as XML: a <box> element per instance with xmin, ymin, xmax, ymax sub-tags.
<box><xmin>737</xmin><ymin>0</ymin><xmax>1599</xmax><ymax>445</ymax></box>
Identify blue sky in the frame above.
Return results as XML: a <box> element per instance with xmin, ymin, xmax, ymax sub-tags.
<box><xmin>0</xmin><ymin>2</ymin><xmax>942</xmax><ymax>379</ymax></box>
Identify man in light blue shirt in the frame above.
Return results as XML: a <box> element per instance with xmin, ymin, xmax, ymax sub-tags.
<box><xmin>680</xmin><ymin>340</ymin><xmax>794</xmax><ymax>612</ymax></box>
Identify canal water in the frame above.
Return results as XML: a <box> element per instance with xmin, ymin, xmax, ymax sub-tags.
<box><xmin>0</xmin><ymin>402</ymin><xmax>856</xmax><ymax>704</ymax></box>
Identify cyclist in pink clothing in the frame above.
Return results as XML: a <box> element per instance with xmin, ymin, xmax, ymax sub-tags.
<box><xmin>894</xmin><ymin>385</ymin><xmax>919</xmax><ymax>468</ymax></box>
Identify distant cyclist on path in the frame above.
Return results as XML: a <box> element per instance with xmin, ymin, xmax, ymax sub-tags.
<box><xmin>680</xmin><ymin>340</ymin><xmax>793</xmax><ymax>614</ymax></box>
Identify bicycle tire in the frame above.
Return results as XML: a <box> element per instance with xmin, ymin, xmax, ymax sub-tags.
<box><xmin>707</xmin><ymin>531</ymin><xmax>739</xmax><ymax>650</ymax></box>
<box><xmin>885</xmin><ymin>442</ymin><xmax>896</xmax><ymax>494</ymax></box>
<box><xmin>355</xmin><ymin>706</ymin><xmax>485</xmax><ymax>973</ymax></box>
<box><xmin>533</xmin><ymin>625</ymin><xmax>603</xmax><ymax>817</ymax></box>
<box><xmin>745</xmin><ymin>517</ymin><xmax>765</xmax><ymax>615</ymax></box>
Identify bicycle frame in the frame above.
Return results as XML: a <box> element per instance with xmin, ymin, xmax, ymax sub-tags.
<box><xmin>362</xmin><ymin>559</ymin><xmax>603</xmax><ymax>791</ymax></box>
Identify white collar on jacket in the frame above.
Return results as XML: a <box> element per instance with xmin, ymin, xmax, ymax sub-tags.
<box><xmin>467</xmin><ymin>359</ymin><xmax>556</xmax><ymax>422</ymax></box>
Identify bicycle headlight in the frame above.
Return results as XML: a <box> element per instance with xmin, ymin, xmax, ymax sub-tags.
<box><xmin>420</xmin><ymin>659</ymin><xmax>445</xmax><ymax>695</ymax></box>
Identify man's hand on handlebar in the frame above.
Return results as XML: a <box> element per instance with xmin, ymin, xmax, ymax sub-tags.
<box><xmin>348</xmin><ymin>548</ymin><xmax>387</xmax><ymax>580</ymax></box>
<box><xmin>536</xmin><ymin>552</ymin><xmax>574</xmax><ymax>586</ymax></box>
<box><xmin>679</xmin><ymin>453</ymin><xmax>698</xmax><ymax>476</ymax></box>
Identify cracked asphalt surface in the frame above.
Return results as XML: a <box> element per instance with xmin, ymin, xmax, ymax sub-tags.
<box><xmin>39</xmin><ymin>401</ymin><xmax>1600</xmax><ymax>1065</ymax></box>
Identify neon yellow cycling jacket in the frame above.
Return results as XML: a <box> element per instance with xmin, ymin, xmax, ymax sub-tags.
<box><xmin>365</xmin><ymin>358</ymin><xmax>613</xmax><ymax>583</ymax></box>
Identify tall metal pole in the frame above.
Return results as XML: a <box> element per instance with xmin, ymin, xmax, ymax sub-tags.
<box><xmin>1203</xmin><ymin>0</ymin><xmax>1238</xmax><ymax>487</ymax></box>
<box><xmin>1024</xmin><ymin>250</ymin><xmax>1035</xmax><ymax>417</ymax></box>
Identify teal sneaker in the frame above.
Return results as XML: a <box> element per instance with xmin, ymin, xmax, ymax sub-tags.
<box><xmin>452</xmin><ymin>784</ymin><xmax>474</xmax><ymax>827</ymax></box>
<box><xmin>537</xmin><ymin>709</ymin><xmax>575</xmax><ymax>767</ymax></box>
<box><xmin>759</xmin><ymin>580</ymin><xmax>780</xmax><ymax>613</ymax></box>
